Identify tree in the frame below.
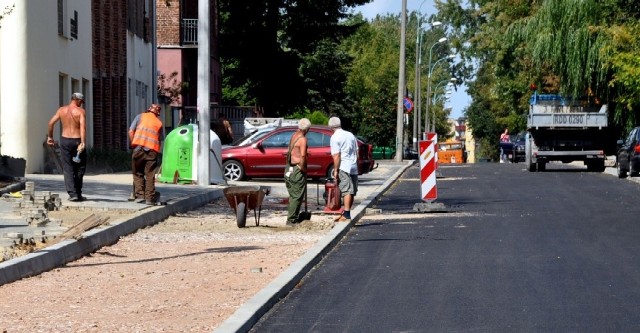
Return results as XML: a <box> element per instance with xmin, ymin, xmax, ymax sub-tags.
<box><xmin>0</xmin><ymin>4</ymin><xmax>14</xmax><ymax>28</ymax></box>
<box><xmin>218</xmin><ymin>0</ymin><xmax>368</xmax><ymax>117</ymax></box>
<box><xmin>436</xmin><ymin>0</ymin><xmax>640</xmax><ymax>151</ymax></box>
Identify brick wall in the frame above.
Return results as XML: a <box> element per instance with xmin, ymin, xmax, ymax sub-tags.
<box><xmin>92</xmin><ymin>0</ymin><xmax>128</xmax><ymax>150</ymax></box>
<box><xmin>157</xmin><ymin>0</ymin><xmax>181</xmax><ymax>46</ymax></box>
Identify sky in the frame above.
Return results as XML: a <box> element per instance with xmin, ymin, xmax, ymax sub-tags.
<box><xmin>353</xmin><ymin>0</ymin><xmax>471</xmax><ymax>119</ymax></box>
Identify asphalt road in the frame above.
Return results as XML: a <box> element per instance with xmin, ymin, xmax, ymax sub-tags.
<box><xmin>250</xmin><ymin>162</ymin><xmax>640</xmax><ymax>332</ymax></box>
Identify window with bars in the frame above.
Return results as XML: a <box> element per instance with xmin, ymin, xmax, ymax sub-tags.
<box><xmin>57</xmin><ymin>0</ymin><xmax>64</xmax><ymax>36</ymax></box>
<box><xmin>70</xmin><ymin>10</ymin><xmax>78</xmax><ymax>39</ymax></box>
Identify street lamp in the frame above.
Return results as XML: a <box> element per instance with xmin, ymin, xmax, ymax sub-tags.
<box><xmin>413</xmin><ymin>20</ymin><xmax>442</xmax><ymax>151</ymax></box>
<box><xmin>395</xmin><ymin>0</ymin><xmax>408</xmax><ymax>162</ymax></box>
<box><xmin>419</xmin><ymin>37</ymin><xmax>447</xmax><ymax>139</ymax></box>
<box><xmin>425</xmin><ymin>52</ymin><xmax>455</xmax><ymax>135</ymax></box>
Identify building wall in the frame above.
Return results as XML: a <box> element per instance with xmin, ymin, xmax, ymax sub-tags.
<box><xmin>92</xmin><ymin>0</ymin><xmax>128</xmax><ymax>150</ymax></box>
<box><xmin>92</xmin><ymin>0</ymin><xmax>156</xmax><ymax>150</ymax></box>
<box><xmin>156</xmin><ymin>0</ymin><xmax>222</xmax><ymax>112</ymax></box>
<box><xmin>0</xmin><ymin>0</ymin><xmax>92</xmax><ymax>173</ymax></box>
<box><xmin>156</xmin><ymin>0</ymin><xmax>181</xmax><ymax>46</ymax></box>
<box><xmin>465</xmin><ymin>124</ymin><xmax>477</xmax><ymax>163</ymax></box>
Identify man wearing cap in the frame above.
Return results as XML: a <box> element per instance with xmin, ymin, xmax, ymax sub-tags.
<box><xmin>328</xmin><ymin>116</ymin><xmax>358</xmax><ymax>222</ymax></box>
<box><xmin>129</xmin><ymin>104</ymin><xmax>163</xmax><ymax>205</ymax></box>
<box><xmin>47</xmin><ymin>92</ymin><xmax>87</xmax><ymax>201</ymax></box>
<box><xmin>285</xmin><ymin>118</ymin><xmax>311</xmax><ymax>225</ymax></box>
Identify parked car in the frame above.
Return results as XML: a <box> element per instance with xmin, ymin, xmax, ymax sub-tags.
<box><xmin>222</xmin><ymin>127</ymin><xmax>274</xmax><ymax>149</ymax></box>
<box><xmin>221</xmin><ymin>125</ymin><xmax>374</xmax><ymax>181</ymax></box>
<box><xmin>616</xmin><ymin>126</ymin><xmax>640</xmax><ymax>178</ymax></box>
<box><xmin>512</xmin><ymin>132</ymin><xmax>526</xmax><ymax>163</ymax></box>
<box><xmin>356</xmin><ymin>136</ymin><xmax>376</xmax><ymax>173</ymax></box>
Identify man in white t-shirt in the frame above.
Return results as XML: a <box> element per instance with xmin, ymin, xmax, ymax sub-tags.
<box><xmin>329</xmin><ymin>116</ymin><xmax>358</xmax><ymax>222</ymax></box>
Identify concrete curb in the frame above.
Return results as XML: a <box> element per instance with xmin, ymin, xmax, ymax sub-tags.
<box><xmin>213</xmin><ymin>160</ymin><xmax>415</xmax><ymax>333</ymax></box>
<box><xmin>0</xmin><ymin>189</ymin><xmax>223</xmax><ymax>286</ymax></box>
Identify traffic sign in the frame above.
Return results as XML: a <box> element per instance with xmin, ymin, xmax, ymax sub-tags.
<box><xmin>403</xmin><ymin>97</ymin><xmax>414</xmax><ymax>113</ymax></box>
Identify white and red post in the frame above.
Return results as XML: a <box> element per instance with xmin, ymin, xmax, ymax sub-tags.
<box><xmin>419</xmin><ymin>139</ymin><xmax>437</xmax><ymax>202</ymax></box>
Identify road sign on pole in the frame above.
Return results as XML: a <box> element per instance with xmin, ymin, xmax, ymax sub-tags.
<box><xmin>403</xmin><ymin>97</ymin><xmax>414</xmax><ymax>113</ymax></box>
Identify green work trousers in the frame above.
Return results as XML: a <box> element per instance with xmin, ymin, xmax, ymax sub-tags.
<box><xmin>285</xmin><ymin>166</ymin><xmax>306</xmax><ymax>223</ymax></box>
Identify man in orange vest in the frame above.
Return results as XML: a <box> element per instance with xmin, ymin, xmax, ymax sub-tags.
<box><xmin>128</xmin><ymin>104</ymin><xmax>163</xmax><ymax>205</ymax></box>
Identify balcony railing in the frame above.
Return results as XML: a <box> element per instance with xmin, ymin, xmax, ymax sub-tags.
<box><xmin>182</xmin><ymin>19</ymin><xmax>197</xmax><ymax>45</ymax></box>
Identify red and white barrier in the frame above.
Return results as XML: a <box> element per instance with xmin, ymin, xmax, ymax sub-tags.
<box><xmin>419</xmin><ymin>139</ymin><xmax>437</xmax><ymax>202</ymax></box>
<box><xmin>426</xmin><ymin>132</ymin><xmax>438</xmax><ymax>168</ymax></box>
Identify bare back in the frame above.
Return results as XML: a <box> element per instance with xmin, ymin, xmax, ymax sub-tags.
<box><xmin>49</xmin><ymin>102</ymin><xmax>86</xmax><ymax>139</ymax></box>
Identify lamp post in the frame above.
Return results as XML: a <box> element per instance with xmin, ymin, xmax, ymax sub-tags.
<box><xmin>429</xmin><ymin>78</ymin><xmax>456</xmax><ymax>131</ymax></box>
<box><xmin>414</xmin><ymin>19</ymin><xmax>441</xmax><ymax>149</ymax></box>
<box><xmin>395</xmin><ymin>0</ymin><xmax>407</xmax><ymax>162</ymax></box>
<box><xmin>425</xmin><ymin>52</ymin><xmax>455</xmax><ymax>135</ymax></box>
<box><xmin>422</xmin><ymin>37</ymin><xmax>447</xmax><ymax>138</ymax></box>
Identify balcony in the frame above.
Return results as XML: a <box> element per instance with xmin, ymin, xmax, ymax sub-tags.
<box><xmin>182</xmin><ymin>19</ymin><xmax>197</xmax><ymax>45</ymax></box>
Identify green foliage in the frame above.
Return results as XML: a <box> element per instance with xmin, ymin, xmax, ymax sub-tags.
<box><xmin>438</xmin><ymin>0</ymin><xmax>638</xmax><ymax>149</ymax></box>
<box><xmin>157</xmin><ymin>71</ymin><xmax>185</xmax><ymax>104</ymax></box>
<box><xmin>218</xmin><ymin>0</ymin><xmax>368</xmax><ymax>117</ymax></box>
<box><xmin>286</xmin><ymin>110</ymin><xmax>329</xmax><ymax>125</ymax></box>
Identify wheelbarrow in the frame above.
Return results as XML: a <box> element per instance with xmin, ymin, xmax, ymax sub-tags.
<box><xmin>223</xmin><ymin>185</ymin><xmax>270</xmax><ymax>228</ymax></box>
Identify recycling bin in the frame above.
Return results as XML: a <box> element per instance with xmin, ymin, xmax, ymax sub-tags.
<box><xmin>158</xmin><ymin>124</ymin><xmax>225</xmax><ymax>185</ymax></box>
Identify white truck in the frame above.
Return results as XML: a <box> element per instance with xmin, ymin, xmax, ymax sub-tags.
<box><xmin>525</xmin><ymin>93</ymin><xmax>608</xmax><ymax>172</ymax></box>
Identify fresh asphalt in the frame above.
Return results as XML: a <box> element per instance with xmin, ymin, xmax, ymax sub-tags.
<box><xmin>247</xmin><ymin>162</ymin><xmax>640</xmax><ymax>332</ymax></box>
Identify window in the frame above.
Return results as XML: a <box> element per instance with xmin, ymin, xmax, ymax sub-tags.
<box><xmin>57</xmin><ymin>0</ymin><xmax>68</xmax><ymax>37</ymax></box>
<box><xmin>262</xmin><ymin>131</ymin><xmax>293</xmax><ymax>148</ymax></box>
<box><xmin>70</xmin><ymin>10</ymin><xmax>78</xmax><ymax>39</ymax></box>
<box><xmin>307</xmin><ymin>132</ymin><xmax>329</xmax><ymax>147</ymax></box>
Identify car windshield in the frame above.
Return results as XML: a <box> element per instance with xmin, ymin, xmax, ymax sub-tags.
<box><xmin>229</xmin><ymin>129</ymin><xmax>273</xmax><ymax>147</ymax></box>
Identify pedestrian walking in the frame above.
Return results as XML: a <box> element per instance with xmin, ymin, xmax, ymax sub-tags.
<box><xmin>47</xmin><ymin>92</ymin><xmax>87</xmax><ymax>201</ymax></box>
<box><xmin>328</xmin><ymin>116</ymin><xmax>358</xmax><ymax>222</ymax></box>
<box><xmin>214</xmin><ymin>113</ymin><xmax>234</xmax><ymax>144</ymax></box>
<box><xmin>128</xmin><ymin>104</ymin><xmax>163</xmax><ymax>205</ymax></box>
<box><xmin>500</xmin><ymin>128</ymin><xmax>510</xmax><ymax>163</ymax></box>
<box><xmin>285</xmin><ymin>118</ymin><xmax>311</xmax><ymax>225</ymax></box>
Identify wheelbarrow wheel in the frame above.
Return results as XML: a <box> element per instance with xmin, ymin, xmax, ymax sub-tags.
<box><xmin>236</xmin><ymin>202</ymin><xmax>247</xmax><ymax>228</ymax></box>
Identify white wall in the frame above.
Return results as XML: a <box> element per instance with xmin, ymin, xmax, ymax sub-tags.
<box><xmin>127</xmin><ymin>34</ymin><xmax>155</xmax><ymax>132</ymax></box>
<box><xmin>0</xmin><ymin>0</ymin><xmax>91</xmax><ymax>173</ymax></box>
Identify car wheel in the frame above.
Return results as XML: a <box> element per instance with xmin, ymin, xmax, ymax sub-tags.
<box><xmin>223</xmin><ymin>160</ymin><xmax>245</xmax><ymax>181</ymax></box>
<box><xmin>617</xmin><ymin>158</ymin><xmax>628</xmax><ymax>178</ymax></box>
<box><xmin>326</xmin><ymin>165</ymin><xmax>334</xmax><ymax>180</ymax></box>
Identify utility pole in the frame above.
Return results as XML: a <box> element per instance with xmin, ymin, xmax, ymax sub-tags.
<box><xmin>197</xmin><ymin>0</ymin><xmax>210</xmax><ymax>186</ymax></box>
<box><xmin>395</xmin><ymin>0</ymin><xmax>407</xmax><ymax>162</ymax></box>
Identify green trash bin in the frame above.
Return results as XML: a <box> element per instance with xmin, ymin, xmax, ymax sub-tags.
<box><xmin>158</xmin><ymin>124</ymin><xmax>197</xmax><ymax>184</ymax></box>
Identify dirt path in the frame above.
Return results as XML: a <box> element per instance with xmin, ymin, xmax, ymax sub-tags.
<box><xmin>0</xmin><ymin>198</ymin><xmax>337</xmax><ymax>332</ymax></box>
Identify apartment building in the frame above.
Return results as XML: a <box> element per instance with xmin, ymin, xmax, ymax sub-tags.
<box><xmin>156</xmin><ymin>0</ymin><xmax>221</xmax><ymax>130</ymax></box>
<box><xmin>0</xmin><ymin>0</ymin><xmax>156</xmax><ymax>173</ymax></box>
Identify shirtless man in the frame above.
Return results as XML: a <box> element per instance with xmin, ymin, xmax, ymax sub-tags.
<box><xmin>47</xmin><ymin>92</ymin><xmax>87</xmax><ymax>201</ymax></box>
<box><xmin>285</xmin><ymin>118</ymin><xmax>311</xmax><ymax>225</ymax></box>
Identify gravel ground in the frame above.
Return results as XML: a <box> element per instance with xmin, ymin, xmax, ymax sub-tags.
<box><xmin>0</xmin><ymin>198</ymin><xmax>338</xmax><ymax>332</ymax></box>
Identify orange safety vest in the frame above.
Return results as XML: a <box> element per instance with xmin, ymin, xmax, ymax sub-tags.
<box><xmin>131</xmin><ymin>112</ymin><xmax>162</xmax><ymax>152</ymax></box>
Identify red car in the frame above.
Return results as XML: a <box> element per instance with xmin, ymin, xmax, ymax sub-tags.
<box><xmin>221</xmin><ymin>125</ymin><xmax>374</xmax><ymax>181</ymax></box>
